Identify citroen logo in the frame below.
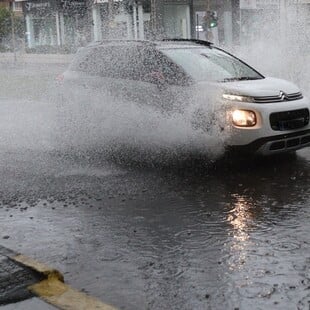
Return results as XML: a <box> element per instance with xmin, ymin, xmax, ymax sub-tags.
<box><xmin>279</xmin><ymin>91</ymin><xmax>288</xmax><ymax>101</ymax></box>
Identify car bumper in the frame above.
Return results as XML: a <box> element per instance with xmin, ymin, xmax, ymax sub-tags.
<box><xmin>224</xmin><ymin>97</ymin><xmax>310</xmax><ymax>155</ymax></box>
<box><xmin>227</xmin><ymin>129</ymin><xmax>310</xmax><ymax>155</ymax></box>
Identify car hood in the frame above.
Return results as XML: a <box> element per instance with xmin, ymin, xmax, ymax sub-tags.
<box><xmin>219</xmin><ymin>77</ymin><xmax>301</xmax><ymax>97</ymax></box>
<box><xmin>196</xmin><ymin>77</ymin><xmax>301</xmax><ymax>98</ymax></box>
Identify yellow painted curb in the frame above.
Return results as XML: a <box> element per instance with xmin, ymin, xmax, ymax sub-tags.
<box><xmin>13</xmin><ymin>255</ymin><xmax>64</xmax><ymax>282</ymax></box>
<box><xmin>12</xmin><ymin>254</ymin><xmax>117</xmax><ymax>310</ymax></box>
<box><xmin>29</xmin><ymin>278</ymin><xmax>116</xmax><ymax>310</ymax></box>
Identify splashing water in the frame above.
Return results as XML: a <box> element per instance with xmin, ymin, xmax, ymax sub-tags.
<box><xmin>233</xmin><ymin>4</ymin><xmax>310</xmax><ymax>96</ymax></box>
<box><xmin>52</xmin><ymin>82</ymin><xmax>228</xmax><ymax>163</ymax></box>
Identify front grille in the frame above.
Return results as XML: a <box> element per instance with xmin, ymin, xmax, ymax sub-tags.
<box><xmin>269</xmin><ymin>134</ymin><xmax>310</xmax><ymax>152</ymax></box>
<box><xmin>254</xmin><ymin>92</ymin><xmax>303</xmax><ymax>103</ymax></box>
<box><xmin>270</xmin><ymin>108</ymin><xmax>310</xmax><ymax>131</ymax></box>
<box><xmin>301</xmin><ymin>136</ymin><xmax>310</xmax><ymax>144</ymax></box>
<box><xmin>269</xmin><ymin>141</ymin><xmax>285</xmax><ymax>150</ymax></box>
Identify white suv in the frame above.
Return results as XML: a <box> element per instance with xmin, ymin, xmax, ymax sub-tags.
<box><xmin>60</xmin><ymin>39</ymin><xmax>310</xmax><ymax>155</ymax></box>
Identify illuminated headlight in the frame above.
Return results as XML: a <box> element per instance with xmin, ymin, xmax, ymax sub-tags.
<box><xmin>232</xmin><ymin>110</ymin><xmax>257</xmax><ymax>127</ymax></box>
<box><xmin>223</xmin><ymin>93</ymin><xmax>254</xmax><ymax>102</ymax></box>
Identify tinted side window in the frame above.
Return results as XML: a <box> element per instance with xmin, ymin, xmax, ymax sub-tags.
<box><xmin>70</xmin><ymin>45</ymin><xmax>189</xmax><ymax>85</ymax></box>
<box><xmin>70</xmin><ymin>45</ymin><xmax>143</xmax><ymax>79</ymax></box>
<box><xmin>140</xmin><ymin>48</ymin><xmax>190</xmax><ymax>86</ymax></box>
<box><xmin>97</xmin><ymin>46</ymin><xmax>144</xmax><ymax>79</ymax></box>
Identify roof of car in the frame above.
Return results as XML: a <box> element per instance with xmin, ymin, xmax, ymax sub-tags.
<box><xmin>86</xmin><ymin>39</ymin><xmax>213</xmax><ymax>49</ymax></box>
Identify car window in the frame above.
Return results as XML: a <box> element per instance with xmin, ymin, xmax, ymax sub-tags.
<box><xmin>160</xmin><ymin>47</ymin><xmax>263</xmax><ymax>82</ymax></box>
<box><xmin>70</xmin><ymin>45</ymin><xmax>189</xmax><ymax>86</ymax></box>
<box><xmin>70</xmin><ymin>45</ymin><xmax>143</xmax><ymax>80</ymax></box>
<box><xmin>140</xmin><ymin>47</ymin><xmax>190</xmax><ymax>86</ymax></box>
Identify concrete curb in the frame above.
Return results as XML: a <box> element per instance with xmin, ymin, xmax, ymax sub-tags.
<box><xmin>5</xmin><ymin>251</ymin><xmax>117</xmax><ymax>310</ymax></box>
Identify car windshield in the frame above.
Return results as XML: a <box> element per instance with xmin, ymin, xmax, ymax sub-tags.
<box><xmin>160</xmin><ymin>47</ymin><xmax>264</xmax><ymax>82</ymax></box>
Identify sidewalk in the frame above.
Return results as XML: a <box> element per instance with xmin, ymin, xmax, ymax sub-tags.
<box><xmin>0</xmin><ymin>52</ymin><xmax>73</xmax><ymax>65</ymax></box>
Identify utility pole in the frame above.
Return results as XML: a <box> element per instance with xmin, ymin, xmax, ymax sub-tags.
<box><xmin>108</xmin><ymin>0</ymin><xmax>114</xmax><ymax>38</ymax></box>
<box><xmin>205</xmin><ymin>0</ymin><xmax>213</xmax><ymax>41</ymax></box>
<box><xmin>206</xmin><ymin>0</ymin><xmax>210</xmax><ymax>12</ymax></box>
<box><xmin>10</xmin><ymin>1</ymin><xmax>17</xmax><ymax>63</ymax></box>
<box><xmin>150</xmin><ymin>0</ymin><xmax>164</xmax><ymax>39</ymax></box>
<box><xmin>108</xmin><ymin>0</ymin><xmax>114</xmax><ymax>17</ymax></box>
<box><xmin>279</xmin><ymin>0</ymin><xmax>289</xmax><ymax>77</ymax></box>
<box><xmin>279</xmin><ymin>0</ymin><xmax>287</xmax><ymax>48</ymax></box>
<box><xmin>223</xmin><ymin>0</ymin><xmax>233</xmax><ymax>46</ymax></box>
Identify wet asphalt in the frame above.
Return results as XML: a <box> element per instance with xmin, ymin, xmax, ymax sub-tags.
<box><xmin>0</xmin><ymin>65</ymin><xmax>309</xmax><ymax>310</ymax></box>
<box><xmin>0</xmin><ymin>147</ymin><xmax>309</xmax><ymax>310</ymax></box>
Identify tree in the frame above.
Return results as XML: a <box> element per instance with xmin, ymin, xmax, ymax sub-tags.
<box><xmin>0</xmin><ymin>6</ymin><xmax>25</xmax><ymax>50</ymax></box>
<box><xmin>0</xmin><ymin>6</ymin><xmax>11</xmax><ymax>42</ymax></box>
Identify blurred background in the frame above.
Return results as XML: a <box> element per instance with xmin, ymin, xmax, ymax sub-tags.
<box><xmin>0</xmin><ymin>0</ymin><xmax>309</xmax><ymax>93</ymax></box>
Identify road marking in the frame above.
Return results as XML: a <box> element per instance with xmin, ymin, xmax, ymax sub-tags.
<box><xmin>12</xmin><ymin>254</ymin><xmax>117</xmax><ymax>310</ymax></box>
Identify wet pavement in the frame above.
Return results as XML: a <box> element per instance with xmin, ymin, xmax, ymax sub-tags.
<box><xmin>0</xmin><ymin>65</ymin><xmax>309</xmax><ymax>309</ymax></box>
<box><xmin>0</xmin><ymin>147</ymin><xmax>309</xmax><ymax>310</ymax></box>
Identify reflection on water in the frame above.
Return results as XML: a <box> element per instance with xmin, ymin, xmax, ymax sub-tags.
<box><xmin>227</xmin><ymin>195</ymin><xmax>252</xmax><ymax>271</ymax></box>
<box><xmin>228</xmin><ymin>195</ymin><xmax>253</xmax><ymax>241</ymax></box>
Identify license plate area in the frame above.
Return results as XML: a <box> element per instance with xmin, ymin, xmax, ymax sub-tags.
<box><xmin>270</xmin><ymin>108</ymin><xmax>310</xmax><ymax>131</ymax></box>
<box><xmin>278</xmin><ymin>118</ymin><xmax>307</xmax><ymax>130</ymax></box>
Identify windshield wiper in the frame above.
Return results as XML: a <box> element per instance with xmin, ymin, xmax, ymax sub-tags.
<box><xmin>220</xmin><ymin>77</ymin><xmax>261</xmax><ymax>82</ymax></box>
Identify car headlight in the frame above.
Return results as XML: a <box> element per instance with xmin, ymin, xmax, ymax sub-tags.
<box><xmin>222</xmin><ymin>93</ymin><xmax>254</xmax><ymax>102</ymax></box>
<box><xmin>232</xmin><ymin>109</ymin><xmax>257</xmax><ymax>127</ymax></box>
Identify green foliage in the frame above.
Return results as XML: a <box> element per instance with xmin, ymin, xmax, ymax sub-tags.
<box><xmin>0</xmin><ymin>6</ymin><xmax>11</xmax><ymax>40</ymax></box>
<box><xmin>0</xmin><ymin>6</ymin><xmax>25</xmax><ymax>43</ymax></box>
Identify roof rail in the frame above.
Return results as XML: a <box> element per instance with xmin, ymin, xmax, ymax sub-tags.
<box><xmin>87</xmin><ymin>39</ymin><xmax>153</xmax><ymax>45</ymax></box>
<box><xmin>162</xmin><ymin>38</ymin><xmax>213</xmax><ymax>46</ymax></box>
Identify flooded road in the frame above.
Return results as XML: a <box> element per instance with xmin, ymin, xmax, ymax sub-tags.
<box><xmin>0</xmin><ymin>147</ymin><xmax>309</xmax><ymax>310</ymax></box>
<box><xmin>0</xmin><ymin>65</ymin><xmax>309</xmax><ymax>310</ymax></box>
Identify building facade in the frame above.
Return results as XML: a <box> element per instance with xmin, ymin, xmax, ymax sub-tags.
<box><xmin>18</xmin><ymin>0</ymin><xmax>194</xmax><ymax>49</ymax></box>
<box><xmin>17</xmin><ymin>0</ymin><xmax>90</xmax><ymax>49</ymax></box>
<box><xmin>11</xmin><ymin>0</ymin><xmax>310</xmax><ymax>50</ymax></box>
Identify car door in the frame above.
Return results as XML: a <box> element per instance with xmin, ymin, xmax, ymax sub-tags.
<box><xmin>95</xmin><ymin>45</ymin><xmax>164</xmax><ymax>110</ymax></box>
<box><xmin>120</xmin><ymin>46</ymin><xmax>191</xmax><ymax>114</ymax></box>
